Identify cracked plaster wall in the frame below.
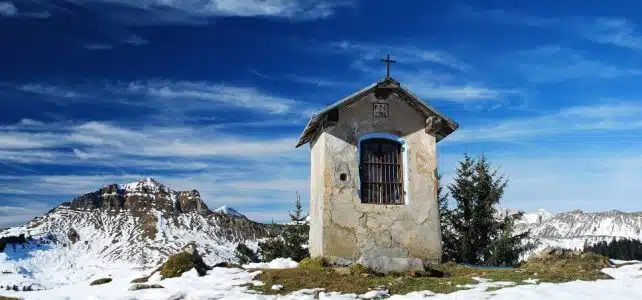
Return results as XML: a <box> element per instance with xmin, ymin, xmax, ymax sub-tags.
<box><xmin>308</xmin><ymin>91</ymin><xmax>442</xmax><ymax>264</ymax></box>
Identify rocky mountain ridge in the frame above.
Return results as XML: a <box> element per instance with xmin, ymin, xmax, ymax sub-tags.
<box><xmin>503</xmin><ymin>208</ymin><xmax>642</xmax><ymax>255</ymax></box>
<box><xmin>0</xmin><ymin>178</ymin><xmax>271</xmax><ymax>289</ymax></box>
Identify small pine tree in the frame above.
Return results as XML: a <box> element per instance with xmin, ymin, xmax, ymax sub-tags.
<box><xmin>256</xmin><ymin>192</ymin><xmax>310</xmax><ymax>262</ymax></box>
<box><xmin>234</xmin><ymin>243</ymin><xmax>259</xmax><ymax>265</ymax></box>
<box><xmin>257</xmin><ymin>222</ymin><xmax>288</xmax><ymax>262</ymax></box>
<box><xmin>437</xmin><ymin>172</ymin><xmax>457</xmax><ymax>262</ymax></box>
<box><xmin>283</xmin><ymin>192</ymin><xmax>310</xmax><ymax>262</ymax></box>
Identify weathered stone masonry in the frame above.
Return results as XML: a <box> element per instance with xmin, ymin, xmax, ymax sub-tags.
<box><xmin>296</xmin><ymin>77</ymin><xmax>458</xmax><ymax>268</ymax></box>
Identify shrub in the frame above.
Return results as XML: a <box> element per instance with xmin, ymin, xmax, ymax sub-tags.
<box><xmin>128</xmin><ymin>283</ymin><xmax>164</xmax><ymax>291</ymax></box>
<box><xmin>89</xmin><ymin>278</ymin><xmax>112</xmax><ymax>286</ymax></box>
<box><xmin>235</xmin><ymin>243</ymin><xmax>259</xmax><ymax>265</ymax></box>
<box><xmin>299</xmin><ymin>257</ymin><xmax>325</xmax><ymax>269</ymax></box>
<box><xmin>130</xmin><ymin>276</ymin><xmax>149</xmax><ymax>283</ymax></box>
<box><xmin>160</xmin><ymin>245</ymin><xmax>209</xmax><ymax>279</ymax></box>
<box><xmin>253</xmin><ymin>193</ymin><xmax>310</xmax><ymax>263</ymax></box>
<box><xmin>349</xmin><ymin>263</ymin><xmax>368</xmax><ymax>275</ymax></box>
<box><xmin>160</xmin><ymin>252</ymin><xmax>196</xmax><ymax>279</ymax></box>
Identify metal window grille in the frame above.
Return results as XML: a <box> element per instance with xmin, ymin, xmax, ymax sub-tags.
<box><xmin>359</xmin><ymin>138</ymin><xmax>403</xmax><ymax>204</ymax></box>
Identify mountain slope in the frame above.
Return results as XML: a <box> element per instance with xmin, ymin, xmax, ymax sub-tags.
<box><xmin>509</xmin><ymin>209</ymin><xmax>642</xmax><ymax>256</ymax></box>
<box><xmin>0</xmin><ymin>178</ymin><xmax>270</xmax><ymax>290</ymax></box>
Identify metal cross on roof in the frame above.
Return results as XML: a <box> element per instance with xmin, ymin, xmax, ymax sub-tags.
<box><xmin>380</xmin><ymin>54</ymin><xmax>397</xmax><ymax>78</ymax></box>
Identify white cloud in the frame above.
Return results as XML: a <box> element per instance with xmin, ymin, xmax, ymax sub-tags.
<box><xmin>126</xmin><ymin>80</ymin><xmax>297</xmax><ymax>114</ymax></box>
<box><xmin>0</xmin><ymin>202</ymin><xmax>52</xmax><ymax>228</ymax></box>
<box><xmin>509</xmin><ymin>46</ymin><xmax>642</xmax><ymax>82</ymax></box>
<box><xmin>0</xmin><ymin>2</ymin><xmax>17</xmax><ymax>16</ymax></box>
<box><xmin>332</xmin><ymin>40</ymin><xmax>470</xmax><ymax>71</ymax></box>
<box><xmin>445</xmin><ymin>102</ymin><xmax>642</xmax><ymax>143</ymax></box>
<box><xmin>7</xmin><ymin>80</ymin><xmax>310</xmax><ymax>117</ymax></box>
<box><xmin>84</xmin><ymin>0</ymin><xmax>352</xmax><ymax>24</ymax></box>
<box><xmin>17</xmin><ymin>84</ymin><xmax>87</xmax><ymax>99</ymax></box>
<box><xmin>459</xmin><ymin>7</ymin><xmax>642</xmax><ymax>50</ymax></box>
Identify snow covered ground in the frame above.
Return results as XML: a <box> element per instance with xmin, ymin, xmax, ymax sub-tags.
<box><xmin>1</xmin><ymin>259</ymin><xmax>641</xmax><ymax>299</ymax></box>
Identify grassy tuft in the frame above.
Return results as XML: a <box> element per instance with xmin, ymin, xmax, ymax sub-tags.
<box><xmin>252</xmin><ymin>253</ymin><xmax>615</xmax><ymax>295</ymax></box>
<box><xmin>130</xmin><ymin>276</ymin><xmax>150</xmax><ymax>283</ymax></box>
<box><xmin>89</xmin><ymin>278</ymin><xmax>112</xmax><ymax>286</ymax></box>
<box><xmin>0</xmin><ymin>296</ymin><xmax>21</xmax><ymax>300</ymax></box>
<box><xmin>521</xmin><ymin>252</ymin><xmax>612</xmax><ymax>282</ymax></box>
<box><xmin>299</xmin><ymin>258</ymin><xmax>326</xmax><ymax>270</ymax></box>
<box><xmin>349</xmin><ymin>263</ymin><xmax>368</xmax><ymax>276</ymax></box>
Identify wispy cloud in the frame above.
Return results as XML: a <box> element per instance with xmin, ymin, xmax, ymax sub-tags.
<box><xmin>0</xmin><ymin>201</ymin><xmax>52</xmax><ymax>228</ymax></box>
<box><xmin>459</xmin><ymin>6</ymin><xmax>642</xmax><ymax>50</ymax></box>
<box><xmin>124</xmin><ymin>35</ymin><xmax>147</xmax><ymax>45</ymax></box>
<box><xmin>79</xmin><ymin>0</ymin><xmax>354</xmax><ymax>25</ymax></box>
<box><xmin>446</xmin><ymin>102</ymin><xmax>642</xmax><ymax>143</ymax></box>
<box><xmin>0</xmin><ymin>1</ymin><xmax>50</xmax><ymax>18</ymax></box>
<box><xmin>331</xmin><ymin>40</ymin><xmax>470</xmax><ymax>71</ymax></box>
<box><xmin>8</xmin><ymin>80</ymin><xmax>310</xmax><ymax>116</ymax></box>
<box><xmin>83</xmin><ymin>43</ymin><xmax>114</xmax><ymax>50</ymax></box>
<box><xmin>508</xmin><ymin>46</ymin><xmax>642</xmax><ymax>83</ymax></box>
<box><xmin>0</xmin><ymin>1</ymin><xmax>17</xmax><ymax>16</ymax></box>
<box><xmin>17</xmin><ymin>83</ymin><xmax>87</xmax><ymax>99</ymax></box>
<box><xmin>249</xmin><ymin>69</ymin><xmax>355</xmax><ymax>87</ymax></box>
<box><xmin>0</xmin><ymin>118</ymin><xmax>308</xmax><ymax>214</ymax></box>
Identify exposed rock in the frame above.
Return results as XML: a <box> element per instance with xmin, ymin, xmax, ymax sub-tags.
<box><xmin>128</xmin><ymin>283</ymin><xmax>164</xmax><ymax>291</ymax></box>
<box><xmin>159</xmin><ymin>243</ymin><xmax>209</xmax><ymax>279</ymax></box>
<box><xmin>356</xmin><ymin>255</ymin><xmax>424</xmax><ymax>274</ymax></box>
<box><xmin>67</xmin><ymin>228</ymin><xmax>79</xmax><ymax>244</ymax></box>
<box><xmin>89</xmin><ymin>278</ymin><xmax>112</xmax><ymax>286</ymax></box>
<box><xmin>176</xmin><ymin>190</ymin><xmax>209</xmax><ymax>214</ymax></box>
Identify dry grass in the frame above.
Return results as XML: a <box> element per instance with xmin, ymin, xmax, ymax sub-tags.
<box><xmin>251</xmin><ymin>253</ymin><xmax>615</xmax><ymax>295</ymax></box>
<box><xmin>0</xmin><ymin>296</ymin><xmax>21</xmax><ymax>300</ymax></box>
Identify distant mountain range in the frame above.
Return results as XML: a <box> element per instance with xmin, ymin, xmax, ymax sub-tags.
<box><xmin>498</xmin><ymin>208</ymin><xmax>642</xmax><ymax>256</ymax></box>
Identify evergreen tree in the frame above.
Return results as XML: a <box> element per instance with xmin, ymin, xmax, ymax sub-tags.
<box><xmin>446</xmin><ymin>153</ymin><xmax>531</xmax><ymax>266</ymax></box>
<box><xmin>254</xmin><ymin>192</ymin><xmax>310</xmax><ymax>262</ymax></box>
<box><xmin>282</xmin><ymin>192</ymin><xmax>310</xmax><ymax>262</ymax></box>
<box><xmin>257</xmin><ymin>222</ymin><xmax>287</xmax><ymax>262</ymax></box>
<box><xmin>448</xmin><ymin>153</ymin><xmax>477</xmax><ymax>263</ymax></box>
<box><xmin>437</xmin><ymin>172</ymin><xmax>457</xmax><ymax>262</ymax></box>
<box><xmin>234</xmin><ymin>243</ymin><xmax>259</xmax><ymax>265</ymax></box>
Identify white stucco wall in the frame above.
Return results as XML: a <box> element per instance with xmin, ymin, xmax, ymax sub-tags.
<box><xmin>308</xmin><ymin>90</ymin><xmax>442</xmax><ymax>264</ymax></box>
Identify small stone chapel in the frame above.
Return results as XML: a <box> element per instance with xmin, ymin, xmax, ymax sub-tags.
<box><xmin>295</xmin><ymin>56</ymin><xmax>459</xmax><ymax>272</ymax></box>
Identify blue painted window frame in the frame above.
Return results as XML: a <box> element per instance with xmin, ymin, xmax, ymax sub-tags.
<box><xmin>356</xmin><ymin>132</ymin><xmax>409</xmax><ymax>205</ymax></box>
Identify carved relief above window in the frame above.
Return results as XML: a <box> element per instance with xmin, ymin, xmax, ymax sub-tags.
<box><xmin>359</xmin><ymin>138</ymin><xmax>404</xmax><ymax>204</ymax></box>
<box><xmin>373</xmin><ymin>102</ymin><xmax>389</xmax><ymax>118</ymax></box>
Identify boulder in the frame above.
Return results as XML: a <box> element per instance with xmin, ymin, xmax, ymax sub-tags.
<box><xmin>356</xmin><ymin>255</ymin><xmax>424</xmax><ymax>274</ymax></box>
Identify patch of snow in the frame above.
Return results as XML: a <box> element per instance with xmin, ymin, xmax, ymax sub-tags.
<box><xmin>610</xmin><ymin>259</ymin><xmax>640</xmax><ymax>264</ymax></box>
<box><xmin>359</xmin><ymin>290</ymin><xmax>389</xmax><ymax>299</ymax></box>
<box><xmin>242</xmin><ymin>258</ymin><xmax>299</xmax><ymax>269</ymax></box>
<box><xmin>1</xmin><ymin>262</ymin><xmax>642</xmax><ymax>299</ymax></box>
<box><xmin>271</xmin><ymin>284</ymin><xmax>283</xmax><ymax>290</ymax></box>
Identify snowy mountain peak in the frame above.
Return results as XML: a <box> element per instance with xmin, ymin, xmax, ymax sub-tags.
<box><xmin>214</xmin><ymin>206</ymin><xmax>246</xmax><ymax>219</ymax></box>
<box><xmin>67</xmin><ymin>178</ymin><xmax>209</xmax><ymax>215</ymax></box>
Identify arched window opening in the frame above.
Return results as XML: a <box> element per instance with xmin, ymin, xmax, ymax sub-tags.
<box><xmin>359</xmin><ymin>138</ymin><xmax>404</xmax><ymax>204</ymax></box>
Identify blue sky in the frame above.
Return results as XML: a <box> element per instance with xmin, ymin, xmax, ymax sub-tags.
<box><xmin>2</xmin><ymin>0</ymin><xmax>642</xmax><ymax>227</ymax></box>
